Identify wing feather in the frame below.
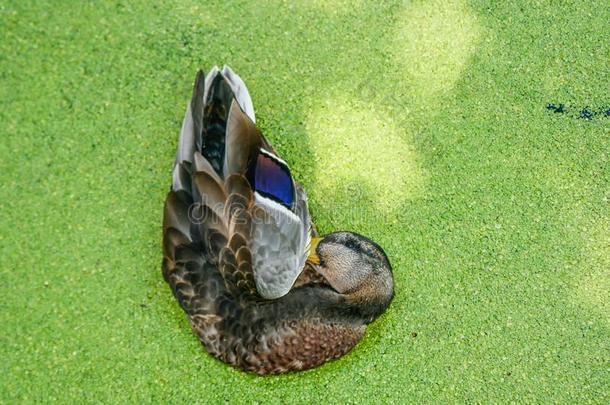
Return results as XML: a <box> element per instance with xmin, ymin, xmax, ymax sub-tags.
<box><xmin>165</xmin><ymin>68</ymin><xmax>314</xmax><ymax>306</ymax></box>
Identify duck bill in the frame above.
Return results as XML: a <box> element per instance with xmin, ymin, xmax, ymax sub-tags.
<box><xmin>307</xmin><ymin>237</ymin><xmax>323</xmax><ymax>265</ymax></box>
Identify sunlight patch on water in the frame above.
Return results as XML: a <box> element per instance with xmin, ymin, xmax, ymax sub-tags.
<box><xmin>306</xmin><ymin>96</ymin><xmax>425</xmax><ymax>217</ymax></box>
<box><xmin>297</xmin><ymin>0</ymin><xmax>368</xmax><ymax>14</ymax></box>
<box><xmin>575</xmin><ymin>216</ymin><xmax>610</xmax><ymax>324</ymax></box>
<box><xmin>391</xmin><ymin>0</ymin><xmax>482</xmax><ymax>102</ymax></box>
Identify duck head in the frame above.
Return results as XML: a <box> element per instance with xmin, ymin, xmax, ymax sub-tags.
<box><xmin>307</xmin><ymin>231</ymin><xmax>394</xmax><ymax>323</ymax></box>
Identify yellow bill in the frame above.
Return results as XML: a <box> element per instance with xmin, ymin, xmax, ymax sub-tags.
<box><xmin>307</xmin><ymin>237</ymin><xmax>323</xmax><ymax>265</ymax></box>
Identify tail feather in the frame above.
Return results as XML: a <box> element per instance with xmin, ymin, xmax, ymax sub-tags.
<box><xmin>175</xmin><ymin>70</ymin><xmax>205</xmax><ymax>166</ymax></box>
<box><xmin>201</xmin><ymin>70</ymin><xmax>234</xmax><ymax>174</ymax></box>
<box><xmin>173</xmin><ymin>66</ymin><xmax>256</xmax><ymax>186</ymax></box>
<box><xmin>222</xmin><ymin>65</ymin><xmax>256</xmax><ymax>123</ymax></box>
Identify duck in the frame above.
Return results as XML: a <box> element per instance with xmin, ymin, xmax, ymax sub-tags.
<box><xmin>162</xmin><ymin>66</ymin><xmax>394</xmax><ymax>375</ymax></box>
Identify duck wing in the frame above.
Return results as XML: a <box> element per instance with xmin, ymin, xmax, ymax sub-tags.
<box><xmin>164</xmin><ymin>68</ymin><xmax>311</xmax><ymax>302</ymax></box>
<box><xmin>223</xmin><ymin>101</ymin><xmax>312</xmax><ymax>299</ymax></box>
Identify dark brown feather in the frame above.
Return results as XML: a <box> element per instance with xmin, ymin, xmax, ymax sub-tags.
<box><xmin>224</xmin><ymin>100</ymin><xmax>262</xmax><ymax>176</ymax></box>
<box><xmin>229</xmin><ymin>233</ymin><xmax>247</xmax><ymax>253</ymax></box>
<box><xmin>193</xmin><ymin>151</ymin><xmax>223</xmax><ymax>185</ymax></box>
<box><xmin>192</xmin><ymin>171</ymin><xmax>227</xmax><ymax>220</ymax></box>
<box><xmin>163</xmin><ymin>227</ymin><xmax>190</xmax><ymax>259</ymax></box>
<box><xmin>225</xmin><ymin>173</ymin><xmax>253</xmax><ymax>201</ymax></box>
<box><xmin>163</xmin><ymin>191</ymin><xmax>191</xmax><ymax>238</ymax></box>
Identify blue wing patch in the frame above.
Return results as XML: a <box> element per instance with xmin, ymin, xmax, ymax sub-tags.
<box><xmin>247</xmin><ymin>149</ymin><xmax>295</xmax><ymax>209</ymax></box>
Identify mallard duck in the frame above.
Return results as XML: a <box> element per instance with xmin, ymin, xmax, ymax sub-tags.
<box><xmin>162</xmin><ymin>66</ymin><xmax>394</xmax><ymax>374</ymax></box>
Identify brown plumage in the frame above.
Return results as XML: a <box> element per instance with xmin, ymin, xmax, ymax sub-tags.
<box><xmin>162</xmin><ymin>67</ymin><xmax>394</xmax><ymax>374</ymax></box>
